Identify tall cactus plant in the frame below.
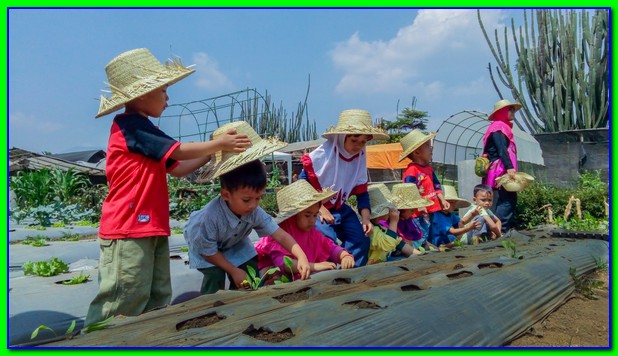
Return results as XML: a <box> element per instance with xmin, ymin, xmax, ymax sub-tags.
<box><xmin>478</xmin><ymin>9</ymin><xmax>608</xmax><ymax>134</ymax></box>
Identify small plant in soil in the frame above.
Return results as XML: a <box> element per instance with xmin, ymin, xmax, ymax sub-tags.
<box><xmin>21</xmin><ymin>237</ymin><xmax>48</xmax><ymax>247</ymax></box>
<box><xmin>501</xmin><ymin>239</ymin><xmax>522</xmax><ymax>259</ymax></box>
<box><xmin>242</xmin><ymin>265</ymin><xmax>281</xmax><ymax>290</ymax></box>
<box><xmin>570</xmin><ymin>267</ymin><xmax>605</xmax><ymax>300</ymax></box>
<box><xmin>22</xmin><ymin>257</ymin><xmax>69</xmax><ymax>277</ymax></box>
<box><xmin>61</xmin><ymin>273</ymin><xmax>90</xmax><ymax>285</ymax></box>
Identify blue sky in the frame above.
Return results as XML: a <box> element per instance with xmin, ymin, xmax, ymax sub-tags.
<box><xmin>8</xmin><ymin>8</ymin><xmax>544</xmax><ymax>153</ymax></box>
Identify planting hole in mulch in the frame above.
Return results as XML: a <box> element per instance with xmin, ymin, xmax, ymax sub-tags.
<box><xmin>398</xmin><ymin>266</ymin><xmax>410</xmax><ymax>271</ymax></box>
<box><xmin>453</xmin><ymin>263</ymin><xmax>464</xmax><ymax>270</ymax></box>
<box><xmin>273</xmin><ymin>287</ymin><xmax>311</xmax><ymax>303</ymax></box>
<box><xmin>243</xmin><ymin>325</ymin><xmax>294</xmax><ymax>343</ymax></box>
<box><xmin>478</xmin><ymin>262</ymin><xmax>503</xmax><ymax>269</ymax></box>
<box><xmin>213</xmin><ymin>300</ymin><xmax>226</xmax><ymax>307</ymax></box>
<box><xmin>455</xmin><ymin>255</ymin><xmax>466</xmax><ymax>259</ymax></box>
<box><xmin>54</xmin><ymin>280</ymin><xmax>91</xmax><ymax>285</ymax></box>
<box><xmin>401</xmin><ymin>284</ymin><xmax>422</xmax><ymax>291</ymax></box>
<box><xmin>446</xmin><ymin>271</ymin><xmax>473</xmax><ymax>279</ymax></box>
<box><xmin>332</xmin><ymin>277</ymin><xmax>351</xmax><ymax>285</ymax></box>
<box><xmin>176</xmin><ymin>312</ymin><xmax>226</xmax><ymax>331</ymax></box>
<box><xmin>343</xmin><ymin>300</ymin><xmax>383</xmax><ymax>309</ymax></box>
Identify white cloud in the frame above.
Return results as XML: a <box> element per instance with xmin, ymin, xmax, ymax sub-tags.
<box><xmin>192</xmin><ymin>52</ymin><xmax>234</xmax><ymax>91</ymax></box>
<box><xmin>331</xmin><ymin>9</ymin><xmax>506</xmax><ymax>96</ymax></box>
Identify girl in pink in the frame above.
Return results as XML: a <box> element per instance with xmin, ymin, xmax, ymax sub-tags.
<box><xmin>482</xmin><ymin>99</ymin><xmax>521</xmax><ymax>233</ymax></box>
<box><xmin>255</xmin><ymin>180</ymin><xmax>355</xmax><ymax>281</ymax></box>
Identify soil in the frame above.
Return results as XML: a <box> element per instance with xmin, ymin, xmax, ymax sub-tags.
<box><xmin>506</xmin><ymin>269</ymin><xmax>609</xmax><ymax>347</ymax></box>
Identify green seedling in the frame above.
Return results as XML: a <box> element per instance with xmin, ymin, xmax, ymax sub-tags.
<box><xmin>242</xmin><ymin>265</ymin><xmax>281</xmax><ymax>290</ymax></box>
<box><xmin>171</xmin><ymin>226</ymin><xmax>184</xmax><ymax>235</ymax></box>
<box><xmin>453</xmin><ymin>239</ymin><xmax>465</xmax><ymax>248</ymax></box>
<box><xmin>31</xmin><ymin>320</ymin><xmax>76</xmax><ymax>340</ymax></box>
<box><xmin>62</xmin><ymin>273</ymin><xmax>90</xmax><ymax>285</ymax></box>
<box><xmin>501</xmin><ymin>239</ymin><xmax>522</xmax><ymax>259</ymax></box>
<box><xmin>83</xmin><ymin>316</ymin><xmax>114</xmax><ymax>333</ymax></box>
<box><xmin>22</xmin><ymin>257</ymin><xmax>69</xmax><ymax>277</ymax></box>
<box><xmin>569</xmin><ymin>267</ymin><xmax>605</xmax><ymax>300</ymax></box>
<box><xmin>283</xmin><ymin>255</ymin><xmax>295</xmax><ymax>281</ymax></box>
<box><xmin>180</xmin><ymin>246</ymin><xmax>189</xmax><ymax>253</ymax></box>
<box><xmin>22</xmin><ymin>237</ymin><xmax>48</xmax><ymax>247</ymax></box>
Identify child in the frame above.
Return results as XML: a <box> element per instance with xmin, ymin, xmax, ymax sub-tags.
<box><xmin>367</xmin><ymin>183</ymin><xmax>418</xmax><ymax>264</ymax></box>
<box><xmin>86</xmin><ymin>48</ymin><xmax>251</xmax><ymax>326</ymax></box>
<box><xmin>388</xmin><ymin>183</ymin><xmax>434</xmax><ymax>251</ymax></box>
<box><xmin>255</xmin><ymin>179</ymin><xmax>355</xmax><ymax>282</ymax></box>
<box><xmin>460</xmin><ymin>184</ymin><xmax>502</xmax><ymax>244</ymax></box>
<box><xmin>430</xmin><ymin>185</ymin><xmax>482</xmax><ymax>248</ymax></box>
<box><xmin>299</xmin><ymin>109</ymin><xmax>389</xmax><ymax>267</ymax></box>
<box><xmin>398</xmin><ymin>130</ymin><xmax>450</xmax><ymax>243</ymax></box>
<box><xmin>184</xmin><ymin>121</ymin><xmax>311</xmax><ymax>294</ymax></box>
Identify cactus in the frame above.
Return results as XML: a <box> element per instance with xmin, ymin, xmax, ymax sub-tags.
<box><xmin>478</xmin><ymin>9</ymin><xmax>608</xmax><ymax>134</ymax></box>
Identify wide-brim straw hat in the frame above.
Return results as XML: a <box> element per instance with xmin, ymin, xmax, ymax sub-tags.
<box><xmin>488</xmin><ymin>99</ymin><xmax>523</xmax><ymax>121</ymax></box>
<box><xmin>96</xmin><ymin>48</ymin><xmax>195</xmax><ymax>118</ymax></box>
<box><xmin>390</xmin><ymin>183</ymin><xmax>434</xmax><ymax>210</ymax></box>
<box><xmin>322</xmin><ymin>109</ymin><xmax>389</xmax><ymax>141</ymax></box>
<box><xmin>197</xmin><ymin>121</ymin><xmax>288</xmax><ymax>182</ymax></box>
<box><xmin>398</xmin><ymin>130</ymin><xmax>437</xmax><ymax>162</ymax></box>
<box><xmin>441</xmin><ymin>185</ymin><xmax>471</xmax><ymax>209</ymax></box>
<box><xmin>367</xmin><ymin>183</ymin><xmax>398</xmax><ymax>219</ymax></box>
<box><xmin>274</xmin><ymin>180</ymin><xmax>337</xmax><ymax>223</ymax></box>
<box><xmin>496</xmin><ymin>172</ymin><xmax>535</xmax><ymax>192</ymax></box>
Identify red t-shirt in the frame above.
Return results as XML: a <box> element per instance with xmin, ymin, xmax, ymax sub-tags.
<box><xmin>402</xmin><ymin>162</ymin><xmax>443</xmax><ymax>218</ymax></box>
<box><xmin>99</xmin><ymin>113</ymin><xmax>180</xmax><ymax>239</ymax></box>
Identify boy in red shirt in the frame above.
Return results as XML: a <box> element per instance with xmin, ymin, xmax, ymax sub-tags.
<box><xmin>398</xmin><ymin>130</ymin><xmax>450</xmax><ymax>248</ymax></box>
<box><xmin>86</xmin><ymin>48</ymin><xmax>251</xmax><ymax>326</ymax></box>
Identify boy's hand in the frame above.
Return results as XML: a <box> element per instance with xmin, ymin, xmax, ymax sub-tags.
<box><xmin>319</xmin><ymin>209</ymin><xmax>335</xmax><ymax>224</ymax></box>
<box><xmin>230</xmin><ymin>267</ymin><xmax>250</xmax><ymax>289</ymax></box>
<box><xmin>417</xmin><ymin>206</ymin><xmax>428</xmax><ymax>215</ymax></box>
<box><xmin>467</xmin><ymin>220</ymin><xmax>481</xmax><ymax>231</ymax></box>
<box><xmin>296</xmin><ymin>258</ymin><xmax>311</xmax><ymax>280</ymax></box>
<box><xmin>506</xmin><ymin>168</ymin><xmax>516</xmax><ymax>180</ymax></box>
<box><xmin>440</xmin><ymin>199</ymin><xmax>451</xmax><ymax>211</ymax></box>
<box><xmin>217</xmin><ymin>129</ymin><xmax>252</xmax><ymax>152</ymax></box>
<box><xmin>362</xmin><ymin>220</ymin><xmax>374</xmax><ymax>237</ymax></box>
<box><xmin>388</xmin><ymin>207</ymin><xmax>400</xmax><ymax>222</ymax></box>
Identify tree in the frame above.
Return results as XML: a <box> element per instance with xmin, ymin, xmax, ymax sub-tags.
<box><xmin>478</xmin><ymin>9</ymin><xmax>609</xmax><ymax>134</ymax></box>
<box><xmin>379</xmin><ymin>97</ymin><xmax>429</xmax><ymax>143</ymax></box>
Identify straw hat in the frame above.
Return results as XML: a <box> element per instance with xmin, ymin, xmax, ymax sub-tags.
<box><xmin>496</xmin><ymin>172</ymin><xmax>535</xmax><ymax>192</ymax></box>
<box><xmin>441</xmin><ymin>185</ymin><xmax>471</xmax><ymax>209</ymax></box>
<box><xmin>96</xmin><ymin>48</ymin><xmax>195</xmax><ymax>118</ymax></box>
<box><xmin>274</xmin><ymin>180</ymin><xmax>337</xmax><ymax>223</ymax></box>
<box><xmin>488</xmin><ymin>99</ymin><xmax>523</xmax><ymax>121</ymax></box>
<box><xmin>196</xmin><ymin>121</ymin><xmax>288</xmax><ymax>182</ymax></box>
<box><xmin>398</xmin><ymin>130</ymin><xmax>437</xmax><ymax>162</ymax></box>
<box><xmin>322</xmin><ymin>109</ymin><xmax>389</xmax><ymax>141</ymax></box>
<box><xmin>367</xmin><ymin>183</ymin><xmax>398</xmax><ymax>219</ymax></box>
<box><xmin>390</xmin><ymin>183</ymin><xmax>434</xmax><ymax>210</ymax></box>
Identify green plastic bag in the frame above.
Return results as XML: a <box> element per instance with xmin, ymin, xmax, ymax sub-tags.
<box><xmin>475</xmin><ymin>155</ymin><xmax>490</xmax><ymax>177</ymax></box>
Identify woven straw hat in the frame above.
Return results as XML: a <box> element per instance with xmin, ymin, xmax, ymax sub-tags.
<box><xmin>496</xmin><ymin>172</ymin><xmax>535</xmax><ymax>192</ymax></box>
<box><xmin>322</xmin><ymin>109</ymin><xmax>389</xmax><ymax>141</ymax></box>
<box><xmin>367</xmin><ymin>183</ymin><xmax>398</xmax><ymax>219</ymax></box>
<box><xmin>441</xmin><ymin>185</ymin><xmax>471</xmax><ymax>209</ymax></box>
<box><xmin>398</xmin><ymin>129</ymin><xmax>437</xmax><ymax>162</ymax></box>
<box><xmin>96</xmin><ymin>48</ymin><xmax>195</xmax><ymax>118</ymax></box>
<box><xmin>197</xmin><ymin>121</ymin><xmax>288</xmax><ymax>182</ymax></box>
<box><xmin>390</xmin><ymin>183</ymin><xmax>434</xmax><ymax>210</ymax></box>
<box><xmin>274</xmin><ymin>180</ymin><xmax>337</xmax><ymax>223</ymax></box>
<box><xmin>488</xmin><ymin>99</ymin><xmax>522</xmax><ymax>121</ymax></box>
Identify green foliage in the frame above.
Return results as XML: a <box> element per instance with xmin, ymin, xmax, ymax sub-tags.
<box><xmin>168</xmin><ymin>177</ymin><xmax>219</xmax><ymax>221</ymax></box>
<box><xmin>31</xmin><ymin>320</ymin><xmax>76</xmax><ymax>340</ymax></box>
<box><xmin>243</xmin><ymin>265</ymin><xmax>281</xmax><ymax>290</ymax></box>
<box><xmin>259</xmin><ymin>192</ymin><xmax>279</xmax><ymax>216</ymax></box>
<box><xmin>501</xmin><ymin>239</ymin><xmax>521</xmax><ymax>259</ymax></box>
<box><xmin>12</xmin><ymin>202</ymin><xmax>98</xmax><ymax>227</ymax></box>
<box><xmin>21</xmin><ymin>237</ymin><xmax>48</xmax><ymax>247</ymax></box>
<box><xmin>267</xmin><ymin>165</ymin><xmax>283</xmax><ymax>189</ymax></box>
<box><xmin>83</xmin><ymin>316</ymin><xmax>114</xmax><ymax>333</ymax></box>
<box><xmin>61</xmin><ymin>273</ymin><xmax>90</xmax><ymax>285</ymax></box>
<box><xmin>478</xmin><ymin>9</ymin><xmax>608</xmax><ymax>133</ymax></box>
<box><xmin>10</xmin><ymin>168</ymin><xmax>89</xmax><ymax>208</ymax></box>
<box><xmin>283</xmin><ymin>256</ymin><xmax>295</xmax><ymax>282</ymax></box>
<box><xmin>569</xmin><ymin>267</ymin><xmax>605</xmax><ymax>300</ymax></box>
<box><xmin>22</xmin><ymin>257</ymin><xmax>69</xmax><ymax>277</ymax></box>
<box><xmin>171</xmin><ymin>226</ymin><xmax>184</xmax><ymax>235</ymax></box>
<box><xmin>378</xmin><ymin>97</ymin><xmax>430</xmax><ymax>143</ymax></box>
<box><xmin>515</xmin><ymin>170</ymin><xmax>608</xmax><ymax>230</ymax></box>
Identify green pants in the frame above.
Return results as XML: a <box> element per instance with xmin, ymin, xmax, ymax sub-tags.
<box><xmin>85</xmin><ymin>236</ymin><xmax>171</xmax><ymax>326</ymax></box>
<box><xmin>198</xmin><ymin>257</ymin><xmax>258</xmax><ymax>294</ymax></box>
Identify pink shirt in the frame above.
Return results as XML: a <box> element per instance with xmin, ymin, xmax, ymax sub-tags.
<box><xmin>255</xmin><ymin>219</ymin><xmax>346</xmax><ymax>279</ymax></box>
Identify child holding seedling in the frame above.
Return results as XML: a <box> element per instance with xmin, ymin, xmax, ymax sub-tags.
<box><xmin>367</xmin><ymin>183</ymin><xmax>419</xmax><ymax>264</ymax></box>
<box><xmin>255</xmin><ymin>179</ymin><xmax>355</xmax><ymax>283</ymax></box>
<box><xmin>460</xmin><ymin>184</ymin><xmax>502</xmax><ymax>244</ymax></box>
<box><xmin>184</xmin><ymin>122</ymin><xmax>310</xmax><ymax>294</ymax></box>
<box><xmin>430</xmin><ymin>185</ymin><xmax>481</xmax><ymax>248</ymax></box>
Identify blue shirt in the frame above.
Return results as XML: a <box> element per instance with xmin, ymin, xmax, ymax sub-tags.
<box><xmin>431</xmin><ymin>211</ymin><xmax>461</xmax><ymax>244</ymax></box>
<box><xmin>184</xmin><ymin>196</ymin><xmax>279</xmax><ymax>269</ymax></box>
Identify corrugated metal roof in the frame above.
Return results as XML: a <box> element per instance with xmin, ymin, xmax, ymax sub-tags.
<box><xmin>9</xmin><ymin>147</ymin><xmax>105</xmax><ymax>176</ymax></box>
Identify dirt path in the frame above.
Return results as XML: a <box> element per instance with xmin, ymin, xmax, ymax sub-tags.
<box><xmin>507</xmin><ymin>269</ymin><xmax>609</xmax><ymax>347</ymax></box>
